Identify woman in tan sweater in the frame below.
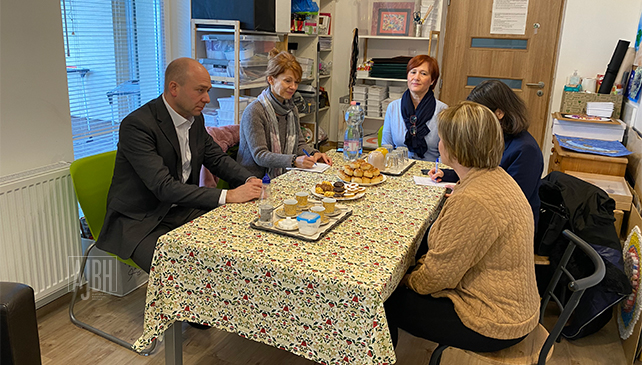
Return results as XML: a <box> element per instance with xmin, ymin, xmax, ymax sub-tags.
<box><xmin>384</xmin><ymin>101</ymin><xmax>540</xmax><ymax>352</ymax></box>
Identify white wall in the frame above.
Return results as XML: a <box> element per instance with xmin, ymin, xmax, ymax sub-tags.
<box><xmin>544</xmin><ymin>0</ymin><xmax>642</xmax><ymax>168</ymax></box>
<box><xmin>0</xmin><ymin>0</ymin><xmax>74</xmax><ymax>176</ymax></box>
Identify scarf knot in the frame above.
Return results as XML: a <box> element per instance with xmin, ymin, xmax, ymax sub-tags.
<box><xmin>401</xmin><ymin>89</ymin><xmax>436</xmax><ymax>159</ymax></box>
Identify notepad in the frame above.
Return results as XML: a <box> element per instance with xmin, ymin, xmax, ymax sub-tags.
<box><xmin>413</xmin><ymin>176</ymin><xmax>452</xmax><ymax>187</ymax></box>
<box><xmin>287</xmin><ymin>163</ymin><xmax>331</xmax><ymax>173</ymax></box>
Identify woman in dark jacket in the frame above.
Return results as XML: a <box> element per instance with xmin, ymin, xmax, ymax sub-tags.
<box><xmin>429</xmin><ymin>80</ymin><xmax>543</xmax><ymax>227</ymax></box>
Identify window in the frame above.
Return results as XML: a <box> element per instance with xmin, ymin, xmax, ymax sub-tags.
<box><xmin>61</xmin><ymin>0</ymin><xmax>165</xmax><ymax>160</ymax></box>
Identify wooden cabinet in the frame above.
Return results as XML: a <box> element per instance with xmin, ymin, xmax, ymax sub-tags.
<box><xmin>548</xmin><ymin>135</ymin><xmax>627</xmax><ymax>177</ymax></box>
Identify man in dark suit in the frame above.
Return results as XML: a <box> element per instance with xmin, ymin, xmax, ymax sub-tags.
<box><xmin>97</xmin><ymin>58</ymin><xmax>262</xmax><ymax>273</ymax></box>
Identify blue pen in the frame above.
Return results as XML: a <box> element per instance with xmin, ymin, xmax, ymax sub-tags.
<box><xmin>435</xmin><ymin>157</ymin><xmax>439</xmax><ymax>173</ymax></box>
<box><xmin>302</xmin><ymin>148</ymin><xmax>317</xmax><ymax>166</ymax></box>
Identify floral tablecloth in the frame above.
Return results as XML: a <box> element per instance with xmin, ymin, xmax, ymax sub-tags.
<box><xmin>133</xmin><ymin>151</ymin><xmax>445</xmax><ymax>364</ymax></box>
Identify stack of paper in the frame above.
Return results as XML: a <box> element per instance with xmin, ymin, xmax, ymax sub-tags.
<box><xmin>353</xmin><ymin>84</ymin><xmax>367</xmax><ymax>103</ymax></box>
<box><xmin>586</xmin><ymin>102</ymin><xmax>614</xmax><ymax>118</ymax></box>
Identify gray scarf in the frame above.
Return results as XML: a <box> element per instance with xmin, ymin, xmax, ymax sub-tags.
<box><xmin>258</xmin><ymin>87</ymin><xmax>298</xmax><ymax>177</ymax></box>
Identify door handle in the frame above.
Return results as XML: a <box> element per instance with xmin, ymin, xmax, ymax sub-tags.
<box><xmin>526</xmin><ymin>81</ymin><xmax>545</xmax><ymax>89</ymax></box>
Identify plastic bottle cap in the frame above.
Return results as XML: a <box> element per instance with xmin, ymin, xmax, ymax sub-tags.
<box><xmin>350</xmin><ymin>101</ymin><xmax>357</xmax><ymax>105</ymax></box>
<box><xmin>355</xmin><ymin>102</ymin><xmax>361</xmax><ymax>105</ymax></box>
<box><xmin>262</xmin><ymin>173</ymin><xmax>271</xmax><ymax>184</ymax></box>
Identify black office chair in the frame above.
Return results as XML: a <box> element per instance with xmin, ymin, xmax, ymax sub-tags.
<box><xmin>428</xmin><ymin>229</ymin><xmax>606</xmax><ymax>365</ymax></box>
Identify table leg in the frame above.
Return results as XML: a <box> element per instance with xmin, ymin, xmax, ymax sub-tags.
<box><xmin>164</xmin><ymin>321</ymin><xmax>183</xmax><ymax>365</ymax></box>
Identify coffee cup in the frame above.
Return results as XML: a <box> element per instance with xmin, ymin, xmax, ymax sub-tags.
<box><xmin>322</xmin><ymin>198</ymin><xmax>336</xmax><ymax>214</ymax></box>
<box><xmin>310</xmin><ymin>205</ymin><xmax>326</xmax><ymax>221</ymax></box>
<box><xmin>283</xmin><ymin>199</ymin><xmax>298</xmax><ymax>216</ymax></box>
<box><xmin>295</xmin><ymin>191</ymin><xmax>309</xmax><ymax>207</ymax></box>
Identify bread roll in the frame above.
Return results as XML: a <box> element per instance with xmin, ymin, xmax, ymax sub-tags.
<box><xmin>363</xmin><ymin>169</ymin><xmax>373</xmax><ymax>178</ymax></box>
<box><xmin>371</xmin><ymin>168</ymin><xmax>381</xmax><ymax>176</ymax></box>
<box><xmin>362</xmin><ymin>177</ymin><xmax>371</xmax><ymax>184</ymax></box>
<box><xmin>371</xmin><ymin>175</ymin><xmax>383</xmax><ymax>183</ymax></box>
<box><xmin>344</xmin><ymin>166</ymin><xmax>354</xmax><ymax>176</ymax></box>
<box><xmin>338</xmin><ymin>171</ymin><xmax>351</xmax><ymax>182</ymax></box>
<box><xmin>349</xmin><ymin>162</ymin><xmax>360</xmax><ymax>169</ymax></box>
<box><xmin>360</xmin><ymin>163</ymin><xmax>373</xmax><ymax>171</ymax></box>
<box><xmin>353</xmin><ymin>169</ymin><xmax>363</xmax><ymax>177</ymax></box>
<box><xmin>352</xmin><ymin>177</ymin><xmax>363</xmax><ymax>183</ymax></box>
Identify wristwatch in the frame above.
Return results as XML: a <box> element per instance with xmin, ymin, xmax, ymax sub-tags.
<box><xmin>291</xmin><ymin>155</ymin><xmax>297</xmax><ymax>167</ymax></box>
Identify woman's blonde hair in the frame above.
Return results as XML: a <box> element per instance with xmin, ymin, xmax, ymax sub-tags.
<box><xmin>265</xmin><ymin>48</ymin><xmax>302</xmax><ymax>82</ymax></box>
<box><xmin>438</xmin><ymin>101</ymin><xmax>504</xmax><ymax>169</ymax></box>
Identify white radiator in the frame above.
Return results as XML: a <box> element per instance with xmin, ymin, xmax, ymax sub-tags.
<box><xmin>0</xmin><ymin>162</ymin><xmax>81</xmax><ymax>307</ymax></box>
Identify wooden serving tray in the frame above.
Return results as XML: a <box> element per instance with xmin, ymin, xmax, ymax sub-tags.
<box><xmin>249</xmin><ymin>204</ymin><xmax>352</xmax><ymax>241</ymax></box>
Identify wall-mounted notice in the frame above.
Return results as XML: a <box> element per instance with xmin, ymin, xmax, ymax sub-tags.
<box><xmin>490</xmin><ymin>0</ymin><xmax>529</xmax><ymax>35</ymax></box>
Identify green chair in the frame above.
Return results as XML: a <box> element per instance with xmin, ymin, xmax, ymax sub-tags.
<box><xmin>68</xmin><ymin>151</ymin><xmax>156</xmax><ymax>354</ymax></box>
<box><xmin>377</xmin><ymin>126</ymin><xmax>383</xmax><ymax>147</ymax></box>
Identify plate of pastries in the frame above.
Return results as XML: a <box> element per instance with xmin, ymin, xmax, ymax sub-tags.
<box><xmin>312</xmin><ymin>181</ymin><xmax>366</xmax><ymax>201</ymax></box>
<box><xmin>337</xmin><ymin>159</ymin><xmax>386</xmax><ymax>186</ymax></box>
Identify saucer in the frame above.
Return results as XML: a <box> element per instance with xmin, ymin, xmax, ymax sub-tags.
<box><xmin>319</xmin><ymin>216</ymin><xmax>330</xmax><ymax>226</ymax></box>
<box><xmin>275</xmin><ymin>208</ymin><xmax>298</xmax><ymax>218</ymax></box>
<box><xmin>324</xmin><ymin>208</ymin><xmax>341</xmax><ymax>217</ymax></box>
<box><xmin>296</xmin><ymin>202</ymin><xmax>314</xmax><ymax>211</ymax></box>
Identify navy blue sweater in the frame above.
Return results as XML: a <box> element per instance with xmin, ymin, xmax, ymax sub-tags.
<box><xmin>441</xmin><ymin>131</ymin><xmax>543</xmax><ymax>227</ymax></box>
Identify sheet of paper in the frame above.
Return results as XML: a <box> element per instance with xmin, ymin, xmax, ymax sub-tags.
<box><xmin>287</xmin><ymin>163</ymin><xmax>331</xmax><ymax>173</ymax></box>
<box><xmin>413</xmin><ymin>175</ymin><xmax>452</xmax><ymax>187</ymax></box>
<box><xmin>490</xmin><ymin>0</ymin><xmax>529</xmax><ymax>35</ymax></box>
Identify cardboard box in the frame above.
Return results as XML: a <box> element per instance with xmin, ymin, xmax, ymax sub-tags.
<box><xmin>560</xmin><ymin>91</ymin><xmax>623</xmax><ymax>119</ymax></box>
<box><xmin>565</xmin><ymin>171</ymin><xmax>632</xmax><ymax>211</ymax></box>
<box><xmin>81</xmin><ymin>238</ymin><xmax>148</xmax><ymax>297</ymax></box>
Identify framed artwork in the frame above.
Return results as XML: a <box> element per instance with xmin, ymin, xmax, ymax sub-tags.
<box><xmin>371</xmin><ymin>2</ymin><xmax>415</xmax><ymax>36</ymax></box>
<box><xmin>319</xmin><ymin>13</ymin><xmax>331</xmax><ymax>36</ymax></box>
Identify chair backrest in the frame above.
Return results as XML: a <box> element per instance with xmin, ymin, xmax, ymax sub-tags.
<box><xmin>537</xmin><ymin>229</ymin><xmax>606</xmax><ymax>364</ymax></box>
<box><xmin>69</xmin><ymin>151</ymin><xmax>117</xmax><ymax>240</ymax></box>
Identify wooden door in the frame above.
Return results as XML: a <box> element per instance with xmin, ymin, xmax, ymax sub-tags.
<box><xmin>440</xmin><ymin>0</ymin><xmax>565</xmax><ymax>147</ymax></box>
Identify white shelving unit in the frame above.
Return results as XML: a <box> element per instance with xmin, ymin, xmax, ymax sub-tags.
<box><xmin>191</xmin><ymin>19</ymin><xmax>281</xmax><ymax>125</ymax></box>
<box><xmin>353</xmin><ymin>32</ymin><xmax>440</xmax><ymax>139</ymax></box>
<box><xmin>285</xmin><ymin>0</ymin><xmax>335</xmax><ymax>148</ymax></box>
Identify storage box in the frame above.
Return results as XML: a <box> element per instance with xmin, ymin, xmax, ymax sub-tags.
<box><xmin>192</xmin><ymin>0</ymin><xmax>290</xmax><ymax>33</ymax></box>
<box><xmin>548</xmin><ymin>135</ymin><xmax>628</xmax><ymax>177</ymax></box>
<box><xmin>565</xmin><ymin>171</ymin><xmax>632</xmax><ymax>211</ymax></box>
<box><xmin>80</xmin><ymin>238</ymin><xmax>148</xmax><ymax>297</ymax></box>
<box><xmin>560</xmin><ymin>91</ymin><xmax>623</xmax><ymax>119</ymax></box>
<box><xmin>217</xmin><ymin>96</ymin><xmax>249</xmax><ymax>111</ymax></box>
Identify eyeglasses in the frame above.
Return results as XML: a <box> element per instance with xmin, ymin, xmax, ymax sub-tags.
<box><xmin>409</xmin><ymin>115</ymin><xmax>417</xmax><ymax>136</ymax></box>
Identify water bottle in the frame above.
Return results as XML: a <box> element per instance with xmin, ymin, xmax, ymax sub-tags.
<box><xmin>343</xmin><ymin>101</ymin><xmax>364</xmax><ymax>161</ymax></box>
<box><xmin>258</xmin><ymin>174</ymin><xmax>273</xmax><ymax>227</ymax></box>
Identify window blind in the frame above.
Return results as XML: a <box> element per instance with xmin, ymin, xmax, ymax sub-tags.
<box><xmin>61</xmin><ymin>0</ymin><xmax>165</xmax><ymax>159</ymax></box>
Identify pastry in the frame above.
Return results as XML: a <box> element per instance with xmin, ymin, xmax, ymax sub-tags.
<box><xmin>370</xmin><ymin>175</ymin><xmax>383</xmax><ymax>183</ymax></box>
<box><xmin>360</xmin><ymin>162</ymin><xmax>373</xmax><ymax>171</ymax></box>
<box><xmin>333</xmin><ymin>186</ymin><xmax>345</xmax><ymax>193</ymax></box>
<box><xmin>346</xmin><ymin>183</ymin><xmax>359</xmax><ymax>190</ymax></box>
<box><xmin>343</xmin><ymin>192</ymin><xmax>355</xmax><ymax>197</ymax></box>
<box><xmin>338</xmin><ymin>170</ymin><xmax>351</xmax><ymax>182</ymax></box>
<box><xmin>353</xmin><ymin>169</ymin><xmax>363</xmax><ymax>177</ymax></box>
<box><xmin>324</xmin><ymin>191</ymin><xmax>335</xmax><ymax>197</ymax></box>
<box><xmin>352</xmin><ymin>177</ymin><xmax>363</xmax><ymax>183</ymax></box>
<box><xmin>349</xmin><ymin>161</ymin><xmax>360</xmax><ymax>169</ymax></box>
<box><xmin>344</xmin><ymin>166</ymin><xmax>354</xmax><ymax>176</ymax></box>
<box><xmin>333</xmin><ymin>181</ymin><xmax>345</xmax><ymax>188</ymax></box>
<box><xmin>315</xmin><ymin>187</ymin><xmax>324</xmax><ymax>194</ymax></box>
<box><xmin>363</xmin><ymin>169</ymin><xmax>373</xmax><ymax>178</ymax></box>
<box><xmin>362</xmin><ymin>177</ymin><xmax>371</xmax><ymax>184</ymax></box>
<box><xmin>371</xmin><ymin>168</ymin><xmax>381</xmax><ymax>176</ymax></box>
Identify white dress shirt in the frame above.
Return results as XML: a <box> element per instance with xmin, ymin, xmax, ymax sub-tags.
<box><xmin>162</xmin><ymin>94</ymin><xmax>227</xmax><ymax>205</ymax></box>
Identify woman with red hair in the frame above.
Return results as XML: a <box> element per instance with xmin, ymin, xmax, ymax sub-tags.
<box><xmin>381</xmin><ymin>55</ymin><xmax>447</xmax><ymax>161</ymax></box>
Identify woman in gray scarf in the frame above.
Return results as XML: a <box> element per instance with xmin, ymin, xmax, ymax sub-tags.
<box><xmin>237</xmin><ymin>49</ymin><xmax>332</xmax><ymax>178</ymax></box>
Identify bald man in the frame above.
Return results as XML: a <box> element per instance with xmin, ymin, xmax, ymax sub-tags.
<box><xmin>96</xmin><ymin>58</ymin><xmax>262</xmax><ymax>273</ymax></box>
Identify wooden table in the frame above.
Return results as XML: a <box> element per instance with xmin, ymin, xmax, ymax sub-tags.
<box><xmin>132</xmin><ymin>151</ymin><xmax>445</xmax><ymax>365</ymax></box>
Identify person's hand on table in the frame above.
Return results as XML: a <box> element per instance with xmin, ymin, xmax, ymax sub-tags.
<box><xmin>314</xmin><ymin>152</ymin><xmax>333</xmax><ymax>166</ymax></box>
<box><xmin>295</xmin><ymin>155</ymin><xmax>317</xmax><ymax>169</ymax></box>
<box><xmin>427</xmin><ymin>167</ymin><xmax>444</xmax><ymax>182</ymax></box>
<box><xmin>227</xmin><ymin>178</ymin><xmax>262</xmax><ymax>203</ymax></box>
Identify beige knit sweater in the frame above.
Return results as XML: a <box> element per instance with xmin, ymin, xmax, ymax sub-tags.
<box><xmin>407</xmin><ymin>167</ymin><xmax>540</xmax><ymax>340</ymax></box>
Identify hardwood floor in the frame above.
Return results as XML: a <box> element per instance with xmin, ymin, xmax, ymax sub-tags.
<box><xmin>37</xmin><ymin>285</ymin><xmax>631</xmax><ymax>364</ymax></box>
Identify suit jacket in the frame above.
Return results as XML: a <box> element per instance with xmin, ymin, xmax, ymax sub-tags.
<box><xmin>96</xmin><ymin>96</ymin><xmax>254</xmax><ymax>259</ymax></box>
